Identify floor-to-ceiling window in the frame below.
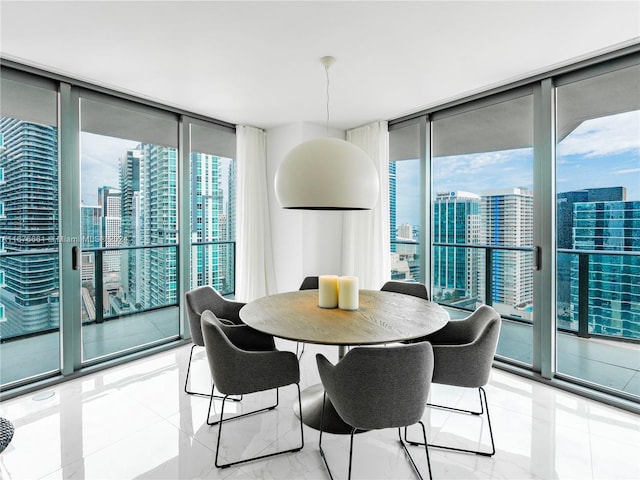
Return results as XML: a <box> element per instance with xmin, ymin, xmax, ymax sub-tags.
<box><xmin>388</xmin><ymin>48</ymin><xmax>639</xmax><ymax>407</ymax></box>
<box><xmin>0</xmin><ymin>70</ymin><xmax>60</xmax><ymax>387</ymax></box>
<box><xmin>389</xmin><ymin>120</ymin><xmax>424</xmax><ymax>283</ymax></box>
<box><xmin>0</xmin><ymin>63</ymin><xmax>236</xmax><ymax>395</ymax></box>
<box><xmin>188</xmin><ymin>120</ymin><xmax>236</xmax><ymax>295</ymax></box>
<box><xmin>79</xmin><ymin>93</ymin><xmax>181</xmax><ymax>363</ymax></box>
<box><xmin>431</xmin><ymin>90</ymin><xmax>535</xmax><ymax>366</ymax></box>
<box><xmin>555</xmin><ymin>61</ymin><xmax>640</xmax><ymax>398</ymax></box>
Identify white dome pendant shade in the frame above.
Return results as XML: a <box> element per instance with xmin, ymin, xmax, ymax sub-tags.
<box><xmin>275</xmin><ymin>137</ymin><xmax>379</xmax><ymax>210</ymax></box>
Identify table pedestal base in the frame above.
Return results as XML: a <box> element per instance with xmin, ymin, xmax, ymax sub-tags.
<box><xmin>293</xmin><ymin>383</ymin><xmax>365</xmax><ymax>434</ymax></box>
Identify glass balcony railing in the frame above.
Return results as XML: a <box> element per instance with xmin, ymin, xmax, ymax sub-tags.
<box><xmin>390</xmin><ymin>241</ymin><xmax>639</xmax><ymax>344</ymax></box>
<box><xmin>190</xmin><ymin>240</ymin><xmax>236</xmax><ymax>296</ymax></box>
<box><xmin>557</xmin><ymin>248</ymin><xmax>639</xmax><ymax>342</ymax></box>
<box><xmin>431</xmin><ymin>242</ymin><xmax>535</xmax><ymax>323</ymax></box>
<box><xmin>81</xmin><ymin>244</ymin><xmax>179</xmax><ymax>324</ymax></box>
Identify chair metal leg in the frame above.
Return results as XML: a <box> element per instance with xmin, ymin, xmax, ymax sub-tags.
<box><xmin>207</xmin><ymin>385</ymin><xmax>278</xmax><ymax>426</ymax></box>
<box><xmin>320</xmin><ymin>391</ymin><xmax>432</xmax><ymax>480</ymax></box>
<box><xmin>407</xmin><ymin>386</ymin><xmax>495</xmax><ymax>457</ymax></box>
<box><xmin>399</xmin><ymin>422</ymin><xmax>432</xmax><ymax>480</ymax></box>
<box><xmin>185</xmin><ymin>345</ymin><xmax>242</xmax><ymax>402</ymax></box>
<box><xmin>213</xmin><ymin>384</ymin><xmax>304</xmax><ymax>468</ymax></box>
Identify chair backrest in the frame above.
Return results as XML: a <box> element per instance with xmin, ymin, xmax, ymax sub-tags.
<box><xmin>299</xmin><ymin>276</ymin><xmax>319</xmax><ymax>290</ymax></box>
<box><xmin>200</xmin><ymin>311</ymin><xmax>245</xmax><ymax>395</ymax></box>
<box><xmin>185</xmin><ymin>286</ymin><xmax>245</xmax><ymax>346</ymax></box>
<box><xmin>316</xmin><ymin>342</ymin><xmax>434</xmax><ymax>431</ymax></box>
<box><xmin>185</xmin><ymin>286</ymin><xmax>215</xmax><ymax>346</ymax></box>
<box><xmin>380</xmin><ymin>281</ymin><xmax>429</xmax><ymax>300</ymax></box>
<box><xmin>201</xmin><ymin>311</ymin><xmax>296</xmax><ymax>396</ymax></box>
<box><xmin>428</xmin><ymin>304</ymin><xmax>500</xmax><ymax>346</ymax></box>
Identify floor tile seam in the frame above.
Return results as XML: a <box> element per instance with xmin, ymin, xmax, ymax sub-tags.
<box><xmin>69</xmin><ymin>411</ymin><xmax>172</xmax><ymax>471</ymax></box>
<box><xmin>116</xmin><ymin>382</ymin><xmax>186</xmax><ymax>421</ymax></box>
<box><xmin>584</xmin><ymin>402</ymin><xmax>640</xmax><ymax>435</ymax></box>
<box><xmin>15</xmin><ymin>425</ymin><xmax>147</xmax><ymax>480</ymax></box>
<box><xmin>559</xmin><ymin>351</ymin><xmax>640</xmax><ymax>372</ymax></box>
<box><xmin>42</xmin><ymin>416</ymin><xmax>213</xmax><ymax>480</ymax></box>
<box><xmin>620</xmin><ymin>372</ymin><xmax>640</xmax><ymax>396</ymax></box>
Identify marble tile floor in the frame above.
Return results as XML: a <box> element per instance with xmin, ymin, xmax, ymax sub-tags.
<box><xmin>1</xmin><ymin>341</ymin><xmax>639</xmax><ymax>480</ymax></box>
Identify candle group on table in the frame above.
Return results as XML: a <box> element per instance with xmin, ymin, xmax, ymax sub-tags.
<box><xmin>318</xmin><ymin>275</ymin><xmax>359</xmax><ymax>310</ymax></box>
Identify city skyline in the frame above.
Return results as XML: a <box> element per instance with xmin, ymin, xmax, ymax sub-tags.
<box><xmin>395</xmin><ymin>110</ymin><xmax>640</xmax><ymax>227</ymax></box>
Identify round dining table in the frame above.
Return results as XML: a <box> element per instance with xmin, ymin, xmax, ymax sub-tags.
<box><xmin>240</xmin><ymin>288</ymin><xmax>449</xmax><ymax>433</ymax></box>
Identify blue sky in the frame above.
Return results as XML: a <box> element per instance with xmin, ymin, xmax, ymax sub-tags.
<box><xmin>81</xmin><ymin>132</ymin><xmax>137</xmax><ymax>205</ymax></box>
<box><xmin>395</xmin><ymin>111</ymin><xmax>640</xmax><ymax>226</ymax></box>
<box><xmin>80</xmin><ymin>111</ymin><xmax>639</xmax><ymax>225</ymax></box>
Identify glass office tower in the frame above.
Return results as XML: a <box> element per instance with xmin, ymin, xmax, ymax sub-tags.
<box><xmin>0</xmin><ymin>118</ymin><xmax>59</xmax><ymax>336</ymax></box>
<box><xmin>190</xmin><ymin>151</ymin><xmax>225</xmax><ymax>291</ymax></box>
<box><xmin>481</xmin><ymin>188</ymin><xmax>534</xmax><ymax>317</ymax></box>
<box><xmin>433</xmin><ymin>191</ymin><xmax>481</xmax><ymax>305</ymax></box>
<box><xmin>571</xmin><ymin>200</ymin><xmax>640</xmax><ymax>339</ymax></box>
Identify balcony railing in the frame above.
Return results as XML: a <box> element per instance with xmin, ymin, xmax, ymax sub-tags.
<box><xmin>0</xmin><ymin>241</ymin><xmax>237</xmax><ymax>341</ymax></box>
<box><xmin>558</xmin><ymin>248</ymin><xmax>639</xmax><ymax>342</ymax></box>
<box><xmin>391</xmin><ymin>240</ymin><xmax>639</xmax><ymax>343</ymax></box>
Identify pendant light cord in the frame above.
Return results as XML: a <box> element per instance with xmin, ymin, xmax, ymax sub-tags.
<box><xmin>325</xmin><ymin>63</ymin><xmax>330</xmax><ymax>136</ymax></box>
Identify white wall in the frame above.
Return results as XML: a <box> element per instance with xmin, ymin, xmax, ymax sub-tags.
<box><xmin>266</xmin><ymin>122</ymin><xmax>345</xmax><ymax>293</ymax></box>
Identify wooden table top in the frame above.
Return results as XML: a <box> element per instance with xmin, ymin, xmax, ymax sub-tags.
<box><xmin>240</xmin><ymin>289</ymin><xmax>449</xmax><ymax>346</ymax></box>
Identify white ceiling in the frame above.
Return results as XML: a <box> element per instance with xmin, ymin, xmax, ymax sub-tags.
<box><xmin>1</xmin><ymin>1</ymin><xmax>639</xmax><ymax>130</ymax></box>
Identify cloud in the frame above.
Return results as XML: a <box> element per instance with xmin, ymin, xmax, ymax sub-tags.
<box><xmin>613</xmin><ymin>167</ymin><xmax>640</xmax><ymax>175</ymax></box>
<box><xmin>557</xmin><ymin>110</ymin><xmax>640</xmax><ymax>158</ymax></box>
<box><xmin>80</xmin><ymin>132</ymin><xmax>138</xmax><ymax>204</ymax></box>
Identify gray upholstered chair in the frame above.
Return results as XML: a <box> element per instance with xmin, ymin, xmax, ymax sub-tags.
<box><xmin>380</xmin><ymin>280</ymin><xmax>430</xmax><ymax>347</ymax></box>
<box><xmin>316</xmin><ymin>342</ymin><xmax>435</xmax><ymax>480</ymax></box>
<box><xmin>184</xmin><ymin>286</ymin><xmax>245</xmax><ymax>398</ymax></box>
<box><xmin>0</xmin><ymin>417</ymin><xmax>14</xmax><ymax>453</ymax></box>
<box><xmin>201</xmin><ymin>310</ymin><xmax>304</xmax><ymax>468</ymax></box>
<box><xmin>406</xmin><ymin>304</ymin><xmax>501</xmax><ymax>457</ymax></box>
<box><xmin>380</xmin><ymin>280</ymin><xmax>430</xmax><ymax>300</ymax></box>
<box><xmin>296</xmin><ymin>276</ymin><xmax>319</xmax><ymax>358</ymax></box>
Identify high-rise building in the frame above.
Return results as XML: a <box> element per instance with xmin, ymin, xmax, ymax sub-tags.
<box><xmin>571</xmin><ymin>200</ymin><xmax>640</xmax><ymax>338</ymax></box>
<box><xmin>481</xmin><ymin>188</ymin><xmax>534</xmax><ymax>316</ymax></box>
<box><xmin>98</xmin><ymin>185</ymin><xmax>121</xmax><ymax>275</ymax></box>
<box><xmin>389</xmin><ymin>161</ymin><xmax>397</xmax><ymax>253</ymax></box>
<box><xmin>80</xmin><ymin>205</ymin><xmax>102</xmax><ymax>286</ymax></box>
<box><xmin>433</xmin><ymin>191</ymin><xmax>481</xmax><ymax>303</ymax></box>
<box><xmin>557</xmin><ymin>187</ymin><xmax>626</xmax><ymax>249</ymax></box>
<box><xmin>556</xmin><ymin>187</ymin><xmax>626</xmax><ymax>311</ymax></box>
<box><xmin>141</xmin><ymin>144</ymin><xmax>177</xmax><ymax>309</ymax></box>
<box><xmin>190</xmin><ymin>152</ymin><xmax>225</xmax><ymax>291</ymax></box>
<box><xmin>0</xmin><ymin>118</ymin><xmax>59</xmax><ymax>335</ymax></box>
<box><xmin>119</xmin><ymin>148</ymin><xmax>142</xmax><ymax>307</ymax></box>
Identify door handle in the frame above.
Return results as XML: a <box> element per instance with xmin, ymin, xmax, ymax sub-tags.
<box><xmin>72</xmin><ymin>246</ymin><xmax>79</xmax><ymax>270</ymax></box>
<box><xmin>534</xmin><ymin>246</ymin><xmax>542</xmax><ymax>271</ymax></box>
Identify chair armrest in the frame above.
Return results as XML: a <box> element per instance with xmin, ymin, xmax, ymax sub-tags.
<box><xmin>224</xmin><ymin>349</ymin><xmax>300</xmax><ymax>394</ymax></box>
<box><xmin>431</xmin><ymin>343</ymin><xmax>493</xmax><ymax>388</ymax></box>
<box><xmin>220</xmin><ymin>299</ymin><xmax>246</xmax><ymax>325</ymax></box>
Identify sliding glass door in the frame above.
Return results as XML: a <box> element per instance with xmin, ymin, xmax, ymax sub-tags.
<box><xmin>0</xmin><ymin>70</ymin><xmax>61</xmax><ymax>386</ymax></box>
<box><xmin>387</xmin><ymin>51</ymin><xmax>639</xmax><ymax>406</ymax></box>
<box><xmin>431</xmin><ymin>90</ymin><xmax>535</xmax><ymax>366</ymax></box>
<box><xmin>79</xmin><ymin>93</ymin><xmax>180</xmax><ymax>363</ymax></box>
<box><xmin>555</xmin><ymin>61</ymin><xmax>640</xmax><ymax>397</ymax></box>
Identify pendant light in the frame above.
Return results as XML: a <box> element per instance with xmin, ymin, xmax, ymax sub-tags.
<box><xmin>274</xmin><ymin>56</ymin><xmax>379</xmax><ymax>210</ymax></box>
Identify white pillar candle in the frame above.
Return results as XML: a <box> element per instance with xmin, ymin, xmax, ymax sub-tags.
<box><xmin>318</xmin><ymin>275</ymin><xmax>339</xmax><ymax>308</ymax></box>
<box><xmin>338</xmin><ymin>276</ymin><xmax>359</xmax><ymax>310</ymax></box>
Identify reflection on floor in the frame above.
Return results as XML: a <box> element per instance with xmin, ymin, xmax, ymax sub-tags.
<box><xmin>1</xmin><ymin>308</ymin><xmax>639</xmax><ymax>396</ymax></box>
<box><xmin>1</xmin><ymin>341</ymin><xmax>638</xmax><ymax>479</ymax></box>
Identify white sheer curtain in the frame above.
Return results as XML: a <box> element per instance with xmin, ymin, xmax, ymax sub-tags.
<box><xmin>343</xmin><ymin>121</ymin><xmax>391</xmax><ymax>289</ymax></box>
<box><xmin>236</xmin><ymin>125</ymin><xmax>277</xmax><ymax>301</ymax></box>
